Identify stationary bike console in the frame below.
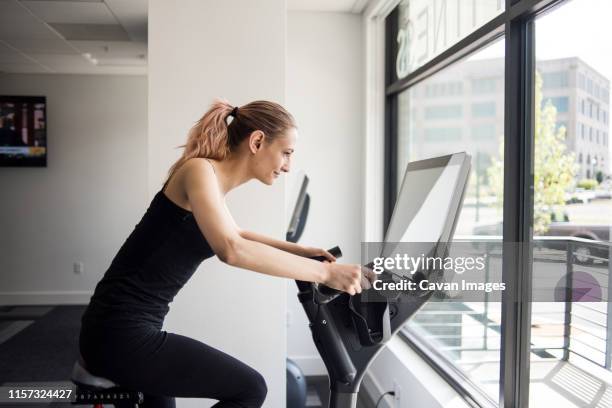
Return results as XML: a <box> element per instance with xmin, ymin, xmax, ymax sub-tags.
<box><xmin>289</xmin><ymin>152</ymin><xmax>472</xmax><ymax>408</ymax></box>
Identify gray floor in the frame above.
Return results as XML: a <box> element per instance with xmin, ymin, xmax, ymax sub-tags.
<box><xmin>0</xmin><ymin>305</ymin><xmax>374</xmax><ymax>407</ymax></box>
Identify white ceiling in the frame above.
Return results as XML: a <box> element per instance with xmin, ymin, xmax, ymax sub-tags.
<box><xmin>0</xmin><ymin>0</ymin><xmax>367</xmax><ymax>75</ymax></box>
<box><xmin>0</xmin><ymin>0</ymin><xmax>145</xmax><ymax>75</ymax></box>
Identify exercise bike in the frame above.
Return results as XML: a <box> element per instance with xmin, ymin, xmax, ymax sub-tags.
<box><xmin>289</xmin><ymin>152</ymin><xmax>471</xmax><ymax>408</ymax></box>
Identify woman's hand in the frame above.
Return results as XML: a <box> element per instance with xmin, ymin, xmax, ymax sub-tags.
<box><xmin>359</xmin><ymin>265</ymin><xmax>378</xmax><ymax>290</ymax></box>
<box><xmin>298</xmin><ymin>246</ymin><xmax>337</xmax><ymax>262</ymax></box>
<box><xmin>322</xmin><ymin>263</ymin><xmax>378</xmax><ymax>296</ymax></box>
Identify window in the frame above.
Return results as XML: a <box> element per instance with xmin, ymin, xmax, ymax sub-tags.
<box><xmin>578</xmin><ymin>73</ymin><xmax>585</xmax><ymax>89</ymax></box>
<box><xmin>472</xmin><ymin>102</ymin><xmax>496</xmax><ymax>117</ymax></box>
<box><xmin>423</xmin><ymin>127</ymin><xmax>462</xmax><ymax>141</ymax></box>
<box><xmin>587</xmin><ymin>78</ymin><xmax>593</xmax><ymax>94</ymax></box>
<box><xmin>533</xmin><ymin>4</ymin><xmax>612</xmax><ymax>408</ymax></box>
<box><xmin>395</xmin><ymin>40</ymin><xmax>505</xmax><ymax>403</ymax></box>
<box><xmin>546</xmin><ymin>96</ymin><xmax>569</xmax><ymax>113</ymax></box>
<box><xmin>383</xmin><ymin>1</ymin><xmax>611</xmax><ymax>407</ymax></box>
<box><xmin>451</xmin><ymin>82</ymin><xmax>464</xmax><ymax>96</ymax></box>
<box><xmin>472</xmin><ymin>78</ymin><xmax>497</xmax><ymax>94</ymax></box>
<box><xmin>392</xmin><ymin>0</ymin><xmax>504</xmax><ymax>80</ymax></box>
<box><xmin>425</xmin><ymin>81</ymin><xmax>464</xmax><ymax>97</ymax></box>
<box><xmin>542</xmin><ymin>71</ymin><xmax>569</xmax><ymax>88</ymax></box>
<box><xmin>424</xmin><ymin>105</ymin><xmax>463</xmax><ymax>119</ymax></box>
<box><xmin>472</xmin><ymin>123</ymin><xmax>496</xmax><ymax>140</ymax></box>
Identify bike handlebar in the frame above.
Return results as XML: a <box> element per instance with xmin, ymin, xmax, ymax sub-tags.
<box><xmin>309</xmin><ymin>246</ymin><xmax>344</xmax><ymax>304</ymax></box>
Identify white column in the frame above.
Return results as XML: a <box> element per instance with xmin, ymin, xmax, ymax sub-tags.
<box><xmin>148</xmin><ymin>1</ymin><xmax>287</xmax><ymax>406</ymax></box>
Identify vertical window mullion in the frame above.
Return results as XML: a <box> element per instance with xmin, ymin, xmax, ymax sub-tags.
<box><xmin>384</xmin><ymin>97</ymin><xmax>398</xmax><ymax>231</ymax></box>
<box><xmin>499</xmin><ymin>6</ymin><xmax>535</xmax><ymax>408</ymax></box>
<box><xmin>384</xmin><ymin>7</ymin><xmax>399</xmax><ymax>232</ymax></box>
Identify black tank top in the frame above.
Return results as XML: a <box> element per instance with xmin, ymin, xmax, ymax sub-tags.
<box><xmin>81</xmin><ymin>189</ymin><xmax>215</xmax><ymax>330</ymax></box>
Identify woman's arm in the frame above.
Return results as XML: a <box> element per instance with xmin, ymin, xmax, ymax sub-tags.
<box><xmin>240</xmin><ymin>229</ymin><xmax>336</xmax><ymax>261</ymax></box>
<box><xmin>220</xmin><ymin>199</ymin><xmax>303</xmax><ymax>255</ymax></box>
<box><xmin>221</xmin><ymin>190</ymin><xmax>336</xmax><ymax>261</ymax></box>
<box><xmin>182</xmin><ymin>158</ymin><xmax>362</xmax><ymax>294</ymax></box>
<box><xmin>240</xmin><ymin>230</ymin><xmax>305</xmax><ymax>255</ymax></box>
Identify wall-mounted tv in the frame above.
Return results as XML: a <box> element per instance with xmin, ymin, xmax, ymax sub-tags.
<box><xmin>0</xmin><ymin>95</ymin><xmax>47</xmax><ymax>167</ymax></box>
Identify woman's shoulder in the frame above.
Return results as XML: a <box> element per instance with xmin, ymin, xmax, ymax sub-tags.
<box><xmin>163</xmin><ymin>158</ymin><xmax>214</xmax><ymax>209</ymax></box>
<box><xmin>180</xmin><ymin>158</ymin><xmax>218</xmax><ymax>194</ymax></box>
<box><xmin>181</xmin><ymin>157</ymin><xmax>216</xmax><ymax>179</ymax></box>
<box><xmin>183</xmin><ymin>157</ymin><xmax>215</xmax><ymax>170</ymax></box>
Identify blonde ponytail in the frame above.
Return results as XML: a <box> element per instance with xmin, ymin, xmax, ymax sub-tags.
<box><xmin>163</xmin><ymin>98</ymin><xmax>296</xmax><ymax>189</ymax></box>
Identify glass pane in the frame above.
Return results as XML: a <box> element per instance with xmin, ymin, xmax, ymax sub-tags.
<box><xmin>532</xmin><ymin>1</ymin><xmax>612</xmax><ymax>407</ymax></box>
<box><xmin>390</xmin><ymin>0</ymin><xmax>504</xmax><ymax>82</ymax></box>
<box><xmin>398</xmin><ymin>38</ymin><xmax>505</xmax><ymax>401</ymax></box>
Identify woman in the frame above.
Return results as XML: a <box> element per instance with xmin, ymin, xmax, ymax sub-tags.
<box><xmin>78</xmin><ymin>99</ymin><xmax>374</xmax><ymax>408</ymax></box>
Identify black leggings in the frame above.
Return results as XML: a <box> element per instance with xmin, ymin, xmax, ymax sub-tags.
<box><xmin>78</xmin><ymin>324</ymin><xmax>267</xmax><ymax>407</ymax></box>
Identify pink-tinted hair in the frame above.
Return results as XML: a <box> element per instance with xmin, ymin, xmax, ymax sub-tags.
<box><xmin>164</xmin><ymin>98</ymin><xmax>296</xmax><ymax>187</ymax></box>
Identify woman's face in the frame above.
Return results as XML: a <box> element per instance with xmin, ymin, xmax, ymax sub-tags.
<box><xmin>250</xmin><ymin>127</ymin><xmax>297</xmax><ymax>185</ymax></box>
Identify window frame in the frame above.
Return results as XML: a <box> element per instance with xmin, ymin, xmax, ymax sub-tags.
<box><xmin>382</xmin><ymin>0</ymin><xmax>567</xmax><ymax>407</ymax></box>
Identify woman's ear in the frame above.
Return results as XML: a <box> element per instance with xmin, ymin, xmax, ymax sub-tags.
<box><xmin>249</xmin><ymin>130</ymin><xmax>265</xmax><ymax>154</ymax></box>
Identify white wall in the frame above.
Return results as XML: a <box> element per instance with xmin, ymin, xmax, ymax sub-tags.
<box><xmin>0</xmin><ymin>74</ymin><xmax>148</xmax><ymax>305</ymax></box>
<box><xmin>364</xmin><ymin>338</ymin><xmax>471</xmax><ymax>408</ymax></box>
<box><xmin>285</xmin><ymin>11</ymin><xmax>364</xmax><ymax>375</ymax></box>
<box><xmin>148</xmin><ymin>1</ymin><xmax>287</xmax><ymax>407</ymax></box>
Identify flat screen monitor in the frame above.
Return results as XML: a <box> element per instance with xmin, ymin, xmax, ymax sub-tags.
<box><xmin>0</xmin><ymin>95</ymin><xmax>47</xmax><ymax>167</ymax></box>
<box><xmin>380</xmin><ymin>152</ymin><xmax>471</xmax><ymax>261</ymax></box>
<box><xmin>286</xmin><ymin>171</ymin><xmax>310</xmax><ymax>243</ymax></box>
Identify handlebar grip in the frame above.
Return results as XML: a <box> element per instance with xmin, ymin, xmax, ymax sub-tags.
<box><xmin>309</xmin><ymin>246</ymin><xmax>343</xmax><ymax>304</ymax></box>
<box><xmin>314</xmin><ymin>285</ymin><xmax>343</xmax><ymax>305</ymax></box>
<box><xmin>309</xmin><ymin>245</ymin><xmax>342</xmax><ymax>262</ymax></box>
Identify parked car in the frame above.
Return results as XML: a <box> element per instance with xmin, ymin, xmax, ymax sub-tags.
<box><xmin>599</xmin><ymin>180</ymin><xmax>612</xmax><ymax>190</ymax></box>
<box><xmin>565</xmin><ymin>188</ymin><xmax>597</xmax><ymax>204</ymax></box>
<box><xmin>546</xmin><ymin>222</ymin><xmax>610</xmax><ymax>264</ymax></box>
<box><xmin>472</xmin><ymin>218</ymin><xmax>610</xmax><ymax>264</ymax></box>
<box><xmin>594</xmin><ymin>189</ymin><xmax>612</xmax><ymax>199</ymax></box>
